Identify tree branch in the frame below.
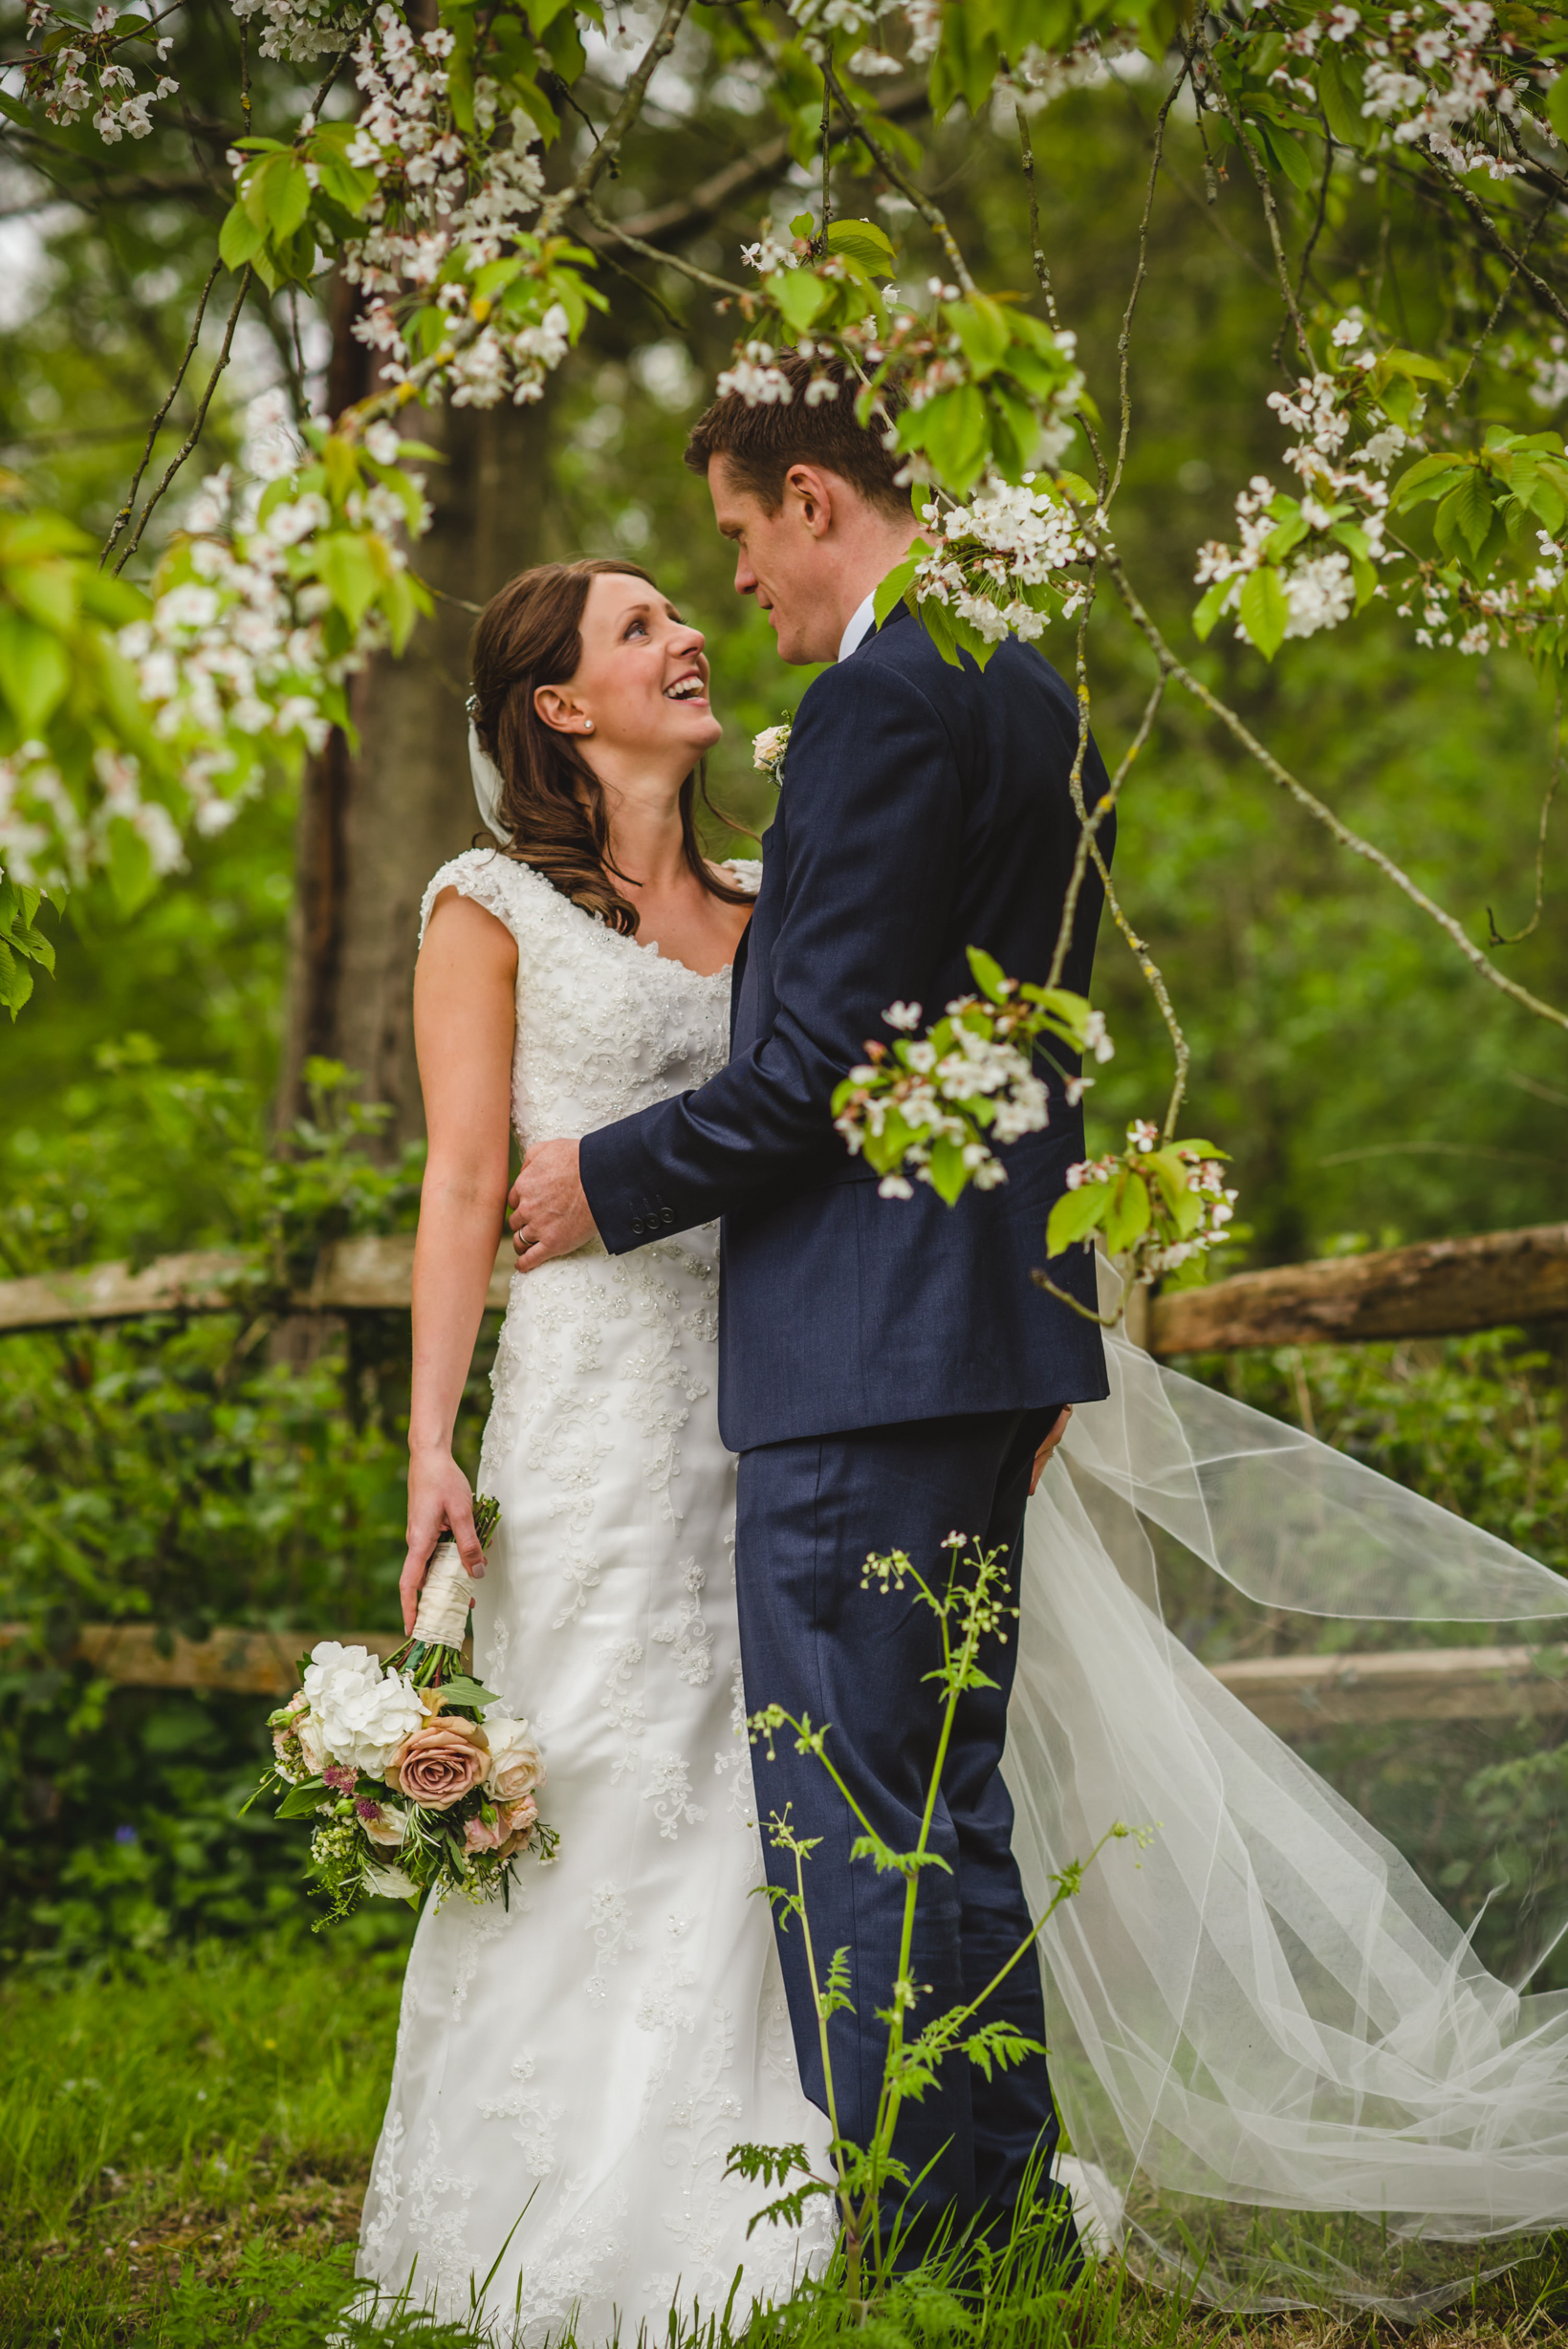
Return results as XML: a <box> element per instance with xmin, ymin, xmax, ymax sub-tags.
<box><xmin>820</xmin><ymin>56</ymin><xmax>974</xmax><ymax>296</ymax></box>
<box><xmin>1425</xmin><ymin>143</ymin><xmax>1568</xmax><ymax>340</ymax></box>
<box><xmin>1090</xmin><ymin>528</ymin><xmax>1568</xmax><ymax>1033</ymax></box>
<box><xmin>581</xmin><ymin>193</ymin><xmax>746</xmax><ymax>296</ymax></box>
<box><xmin>100</xmin><ymin>257</ymin><xmax>224</xmax><ymax>568</ymax></box>
<box><xmin>1110</xmin><ymin>61</ymin><xmax>1187</xmax><ymax>507</ymax></box>
<box><xmin>114</xmin><ymin>267</ymin><xmax>251</xmax><ymax>573</ymax></box>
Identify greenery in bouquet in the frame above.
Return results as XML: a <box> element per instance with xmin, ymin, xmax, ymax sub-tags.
<box><xmin>253</xmin><ymin>1501</ymin><xmax>557</xmax><ymax>1925</ymax></box>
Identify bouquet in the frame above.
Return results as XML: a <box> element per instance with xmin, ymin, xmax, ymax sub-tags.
<box><xmin>253</xmin><ymin>1498</ymin><xmax>557</xmax><ymax>1922</ymax></box>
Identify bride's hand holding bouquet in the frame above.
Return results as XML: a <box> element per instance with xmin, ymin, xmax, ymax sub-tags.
<box><xmin>251</xmin><ymin>1496</ymin><xmax>558</xmax><ymax>1922</ymax></box>
<box><xmin>401</xmin><ymin>1443</ymin><xmax>490</xmax><ymax>1633</ymax></box>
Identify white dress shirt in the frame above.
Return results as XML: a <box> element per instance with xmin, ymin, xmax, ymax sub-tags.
<box><xmin>837</xmin><ymin>592</ymin><xmax>877</xmax><ymax>663</ymax></box>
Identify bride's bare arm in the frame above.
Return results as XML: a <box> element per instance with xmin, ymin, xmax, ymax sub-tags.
<box><xmin>400</xmin><ymin>888</ymin><xmax>517</xmax><ymax>1633</ymax></box>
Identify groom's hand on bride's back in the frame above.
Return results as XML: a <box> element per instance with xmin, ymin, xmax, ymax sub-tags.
<box><xmin>510</xmin><ymin>1138</ymin><xmax>599</xmax><ymax>1271</ymax></box>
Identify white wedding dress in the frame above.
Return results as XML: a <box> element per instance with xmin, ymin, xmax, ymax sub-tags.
<box><xmin>358</xmin><ymin>849</ymin><xmax>832</xmax><ymax>2343</ymax></box>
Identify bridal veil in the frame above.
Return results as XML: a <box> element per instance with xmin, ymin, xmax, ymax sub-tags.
<box><xmin>1008</xmin><ymin>1264</ymin><xmax>1568</xmax><ymax>2316</ymax></box>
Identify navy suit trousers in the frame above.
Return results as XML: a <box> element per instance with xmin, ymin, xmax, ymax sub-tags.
<box><xmin>734</xmin><ymin>1406</ymin><xmax>1076</xmax><ymax>2247</ymax></box>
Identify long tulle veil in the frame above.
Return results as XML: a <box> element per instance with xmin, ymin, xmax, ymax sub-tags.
<box><xmin>1008</xmin><ymin>1262</ymin><xmax>1568</xmax><ymax>2316</ymax></box>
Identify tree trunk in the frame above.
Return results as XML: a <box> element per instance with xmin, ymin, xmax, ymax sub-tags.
<box><xmin>277</xmin><ymin>385</ymin><xmax>556</xmax><ymax>1145</ymax></box>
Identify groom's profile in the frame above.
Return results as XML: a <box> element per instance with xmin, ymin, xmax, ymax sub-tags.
<box><xmin>509</xmin><ymin>353</ymin><xmax>1113</xmax><ymax>2258</ymax></box>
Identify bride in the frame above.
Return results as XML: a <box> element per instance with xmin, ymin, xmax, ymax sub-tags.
<box><xmin>358</xmin><ymin>557</ymin><xmax>833</xmax><ymax>2338</ymax></box>
<box><xmin>359</xmin><ymin>552</ymin><xmax>1568</xmax><ymax>2338</ymax></box>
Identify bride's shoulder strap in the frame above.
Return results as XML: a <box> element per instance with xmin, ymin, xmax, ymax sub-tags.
<box><xmin>418</xmin><ymin>847</ymin><xmax>537</xmax><ymax>950</ymax></box>
<box><xmin>715</xmin><ymin>857</ymin><xmax>763</xmax><ymax>898</ymax></box>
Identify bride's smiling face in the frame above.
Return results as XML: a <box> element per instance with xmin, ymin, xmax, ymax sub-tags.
<box><xmin>534</xmin><ymin>572</ymin><xmax>722</xmax><ymax>768</ymax></box>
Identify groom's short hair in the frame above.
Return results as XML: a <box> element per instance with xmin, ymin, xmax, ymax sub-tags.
<box><xmin>684</xmin><ymin>355</ymin><xmax>911</xmax><ymax>518</ymax></box>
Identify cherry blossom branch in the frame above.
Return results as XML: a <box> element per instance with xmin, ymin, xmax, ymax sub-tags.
<box><xmin>1090</xmin><ymin>529</ymin><xmax>1568</xmax><ymax>1034</ymax></box>
<box><xmin>100</xmin><ymin>256</ymin><xmax>223</xmax><ymax>567</ymax></box>
<box><xmin>1424</xmin><ymin>144</ymin><xmax>1568</xmax><ymax>340</ymax></box>
<box><xmin>115</xmin><ymin>266</ymin><xmax>251</xmax><ymax>573</ymax></box>
<box><xmin>1207</xmin><ymin>70</ymin><xmax>1311</xmax><ymax>369</ymax></box>
<box><xmin>1045</xmin><ymin>588</ymin><xmax>1104</xmax><ymax>994</ymax></box>
<box><xmin>580</xmin><ymin>193</ymin><xmax>746</xmax><ymax>297</ymax></box>
<box><xmin>1448</xmin><ymin>200</ymin><xmax>1551</xmax><ymax>407</ymax></box>
<box><xmin>1009</xmin><ymin>80</ymin><xmax>1108</xmax><ymax>501</ymax></box>
<box><xmin>537</xmin><ymin>0</ymin><xmax>693</xmax><ymax>239</ymax></box>
<box><xmin>1087</xmin><ymin>830</ymin><xmax>1190</xmax><ymax>1139</ymax></box>
<box><xmin>1110</xmin><ymin>59</ymin><xmax>1187</xmax><ymax>506</ymax></box>
<box><xmin>821</xmin><ymin>57</ymin><xmax>975</xmax><ymax>297</ymax></box>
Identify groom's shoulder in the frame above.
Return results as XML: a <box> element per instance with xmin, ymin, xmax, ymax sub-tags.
<box><xmin>864</xmin><ymin>606</ymin><xmax>1074</xmax><ymax>716</ymax></box>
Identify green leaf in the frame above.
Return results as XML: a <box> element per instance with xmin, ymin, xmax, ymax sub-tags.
<box><xmin>1103</xmin><ymin>1169</ymin><xmax>1152</xmax><ymax>1256</ymax></box>
<box><xmin>926</xmin><ymin>1134</ymin><xmax>970</xmax><ymax>1207</ymax></box>
<box><xmin>275</xmin><ymin>1777</ymin><xmax>331</xmax><ymax>1818</ymax></box>
<box><xmin>1389</xmin><ymin>451</ymin><xmax>1467</xmax><ymax>510</ymax></box>
<box><xmin>946</xmin><ymin>295</ymin><xmax>1012</xmax><ymax>381</ymax></box>
<box><xmin>1264</xmin><ymin>511</ymin><xmax>1309</xmax><ymax>562</ymax></box>
<box><xmin>105</xmin><ymin>816</ymin><xmax>157</xmax><ymax>916</ymax></box>
<box><xmin>219</xmin><ymin>203</ymin><xmax>266</xmax><ymax>273</ymax></box>
<box><xmin>5</xmin><ymin>557</ymin><xmax>76</xmax><ymax>636</ymax></box>
<box><xmin>823</xmin><ymin>218</ymin><xmax>894</xmax><ymax>274</ymax></box>
<box><xmin>434</xmin><ymin>1674</ymin><xmax>500</xmax><ymax>1711</ymax></box>
<box><xmin>774</xmin><ymin>268</ymin><xmax>829</xmax><ymax>334</ymax></box>
<box><xmin>873</xmin><ymin>549</ymin><xmax>924</xmax><ymax>627</ymax></box>
<box><xmin>1380</xmin><ymin>346</ymin><xmax>1450</xmax><ymax>387</ymax></box>
<box><xmin>1317</xmin><ymin>51</ymin><xmax>1366</xmax><ymax>147</ymax></box>
<box><xmin>914</xmin><ymin>587</ymin><xmax>967</xmax><ymax>669</ymax></box>
<box><xmin>0</xmin><ymin>609</ymin><xmax>70</xmax><ymax>731</ymax></box>
<box><xmin>966</xmin><ymin>946</ymin><xmax>1010</xmax><ymax>1004</ymax></box>
<box><xmin>912</xmin><ymin>383</ymin><xmax>991</xmax><ymax>496</ymax></box>
<box><xmin>1191</xmin><ymin>575</ymin><xmax>1232</xmax><ymax>643</ymax></box>
<box><xmin>317</xmin><ymin>533</ymin><xmax>381</xmax><ymax>628</ymax></box>
<box><xmin>1238</xmin><ymin>565</ymin><xmax>1289</xmax><ymax>661</ymax></box>
<box><xmin>0</xmin><ymin>941</ymin><xmax>33</xmax><ymax>1017</ymax></box>
<box><xmin>1435</xmin><ymin>468</ymin><xmax>1492</xmax><ymax>560</ymax></box>
<box><xmin>1550</xmin><ymin>71</ymin><xmax>1568</xmax><ymax>146</ymax></box>
<box><xmin>263</xmin><ymin>159</ymin><xmax>311</xmax><ymax>239</ymax></box>
<box><xmin>1046</xmin><ymin>1184</ymin><xmax>1110</xmax><ymax>1256</ymax></box>
<box><xmin>1249</xmin><ymin>114</ymin><xmax>1316</xmax><ymax>192</ymax></box>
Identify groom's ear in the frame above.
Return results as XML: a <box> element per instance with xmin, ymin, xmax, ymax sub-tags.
<box><xmin>783</xmin><ymin>463</ymin><xmax>835</xmax><ymax>538</ymax></box>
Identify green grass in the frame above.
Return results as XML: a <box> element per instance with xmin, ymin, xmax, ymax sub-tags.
<box><xmin>5</xmin><ymin>1937</ymin><xmax>1568</xmax><ymax>2347</ymax></box>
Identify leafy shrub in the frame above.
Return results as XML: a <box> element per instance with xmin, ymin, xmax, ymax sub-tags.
<box><xmin>0</xmin><ymin>1062</ymin><xmax>494</xmax><ymax>1963</ymax></box>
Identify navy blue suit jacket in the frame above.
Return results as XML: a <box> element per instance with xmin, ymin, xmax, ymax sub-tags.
<box><xmin>578</xmin><ymin>604</ymin><xmax>1113</xmax><ymax>1452</ymax></box>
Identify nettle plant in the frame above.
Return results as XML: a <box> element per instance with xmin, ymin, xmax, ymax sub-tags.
<box><xmin>4</xmin><ymin>0</ymin><xmax>1568</xmax><ymax>1305</ymax></box>
<box><xmin>732</xmin><ymin>1531</ymin><xmax>1138</xmax><ymax>2303</ymax></box>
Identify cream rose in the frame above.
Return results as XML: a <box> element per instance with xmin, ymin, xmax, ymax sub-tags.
<box><xmin>482</xmin><ymin>1712</ymin><xmax>545</xmax><ymax>1805</ymax></box>
<box><xmin>386</xmin><ymin>1715</ymin><xmax>489</xmax><ymax>1811</ymax></box>
<box><xmin>295</xmin><ymin>1706</ymin><xmax>328</xmax><ymax>1777</ymax></box>
<box><xmin>358</xmin><ymin>1798</ymin><xmax>407</xmax><ymax>1848</ymax></box>
<box><xmin>362</xmin><ymin>1859</ymin><xmax>418</xmax><ymax>1900</ymax></box>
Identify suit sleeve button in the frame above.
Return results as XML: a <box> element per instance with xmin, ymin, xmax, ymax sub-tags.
<box><xmin>630</xmin><ymin>1216</ymin><xmax>644</xmax><ymax>1235</ymax></box>
<box><xmin>662</xmin><ymin>1208</ymin><xmax>675</xmax><ymax>1226</ymax></box>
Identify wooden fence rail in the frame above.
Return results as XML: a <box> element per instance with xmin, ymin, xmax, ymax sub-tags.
<box><xmin>5</xmin><ymin>1223</ymin><xmax>1564</xmax><ymax>1733</ymax></box>
<box><xmin>4</xmin><ymin>1621</ymin><xmax>1565</xmax><ymax>1736</ymax></box>
<box><xmin>2</xmin><ymin>1221</ymin><xmax>1565</xmax><ymax>1355</ymax></box>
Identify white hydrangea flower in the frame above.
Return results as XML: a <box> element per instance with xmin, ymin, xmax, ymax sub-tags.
<box><xmin>301</xmin><ymin>1642</ymin><xmax>425</xmax><ymax>1776</ymax></box>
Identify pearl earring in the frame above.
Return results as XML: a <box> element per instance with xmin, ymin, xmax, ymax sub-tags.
<box><xmin>583</xmin><ymin>721</ymin><xmax>594</xmax><ymax>733</ymax></box>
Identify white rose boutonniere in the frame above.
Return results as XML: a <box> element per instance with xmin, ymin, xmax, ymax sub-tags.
<box><xmin>751</xmin><ymin>715</ymin><xmax>791</xmax><ymax>786</ymax></box>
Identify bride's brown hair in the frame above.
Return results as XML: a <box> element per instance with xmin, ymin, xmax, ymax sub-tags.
<box><xmin>468</xmin><ymin>557</ymin><xmax>752</xmax><ymax>936</ymax></box>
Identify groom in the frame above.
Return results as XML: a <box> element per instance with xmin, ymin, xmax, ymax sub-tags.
<box><xmin>509</xmin><ymin>354</ymin><xmax>1112</xmax><ymax>2252</ymax></box>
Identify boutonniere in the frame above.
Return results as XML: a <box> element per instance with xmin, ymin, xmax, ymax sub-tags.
<box><xmin>751</xmin><ymin>715</ymin><xmax>791</xmax><ymax>788</ymax></box>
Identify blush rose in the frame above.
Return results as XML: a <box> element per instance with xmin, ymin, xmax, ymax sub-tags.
<box><xmin>386</xmin><ymin>1716</ymin><xmax>489</xmax><ymax>1811</ymax></box>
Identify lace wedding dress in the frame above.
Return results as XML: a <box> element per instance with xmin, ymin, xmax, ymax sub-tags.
<box><xmin>358</xmin><ymin>848</ymin><xmax>831</xmax><ymax>2344</ymax></box>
